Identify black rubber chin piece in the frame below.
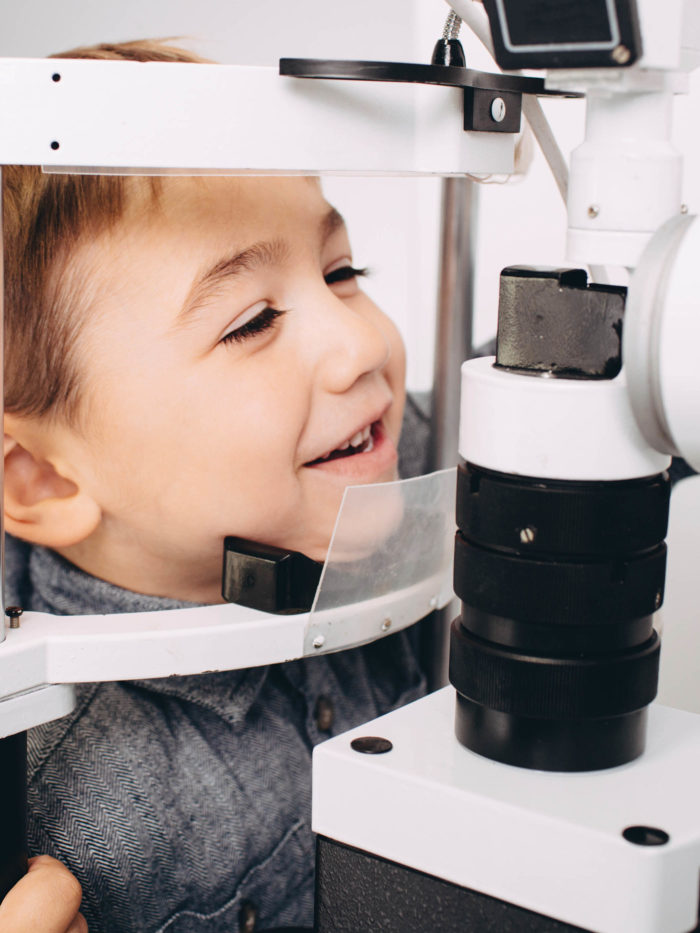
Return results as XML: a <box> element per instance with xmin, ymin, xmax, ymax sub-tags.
<box><xmin>455</xmin><ymin>693</ymin><xmax>647</xmax><ymax>772</ymax></box>
<box><xmin>222</xmin><ymin>537</ymin><xmax>322</xmax><ymax>614</ymax></box>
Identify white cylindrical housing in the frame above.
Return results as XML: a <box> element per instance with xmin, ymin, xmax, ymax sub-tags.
<box><xmin>625</xmin><ymin>214</ymin><xmax>700</xmax><ymax>472</ymax></box>
<box><xmin>567</xmin><ymin>91</ymin><xmax>682</xmax><ymax>269</ymax></box>
<box><xmin>459</xmin><ymin>357</ymin><xmax>670</xmax><ymax>481</ymax></box>
<box><xmin>656</xmin><ymin>220</ymin><xmax>700</xmax><ymax>471</ymax></box>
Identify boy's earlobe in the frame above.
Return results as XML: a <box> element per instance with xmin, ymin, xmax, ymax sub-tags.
<box><xmin>3</xmin><ymin>424</ymin><xmax>101</xmax><ymax>548</ymax></box>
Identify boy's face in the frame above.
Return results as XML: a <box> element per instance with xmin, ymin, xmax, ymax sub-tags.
<box><xmin>56</xmin><ymin>176</ymin><xmax>406</xmax><ymax>602</ymax></box>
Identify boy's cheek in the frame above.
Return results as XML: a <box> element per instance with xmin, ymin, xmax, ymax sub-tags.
<box><xmin>386</xmin><ymin>324</ymin><xmax>407</xmax><ymax>436</ymax></box>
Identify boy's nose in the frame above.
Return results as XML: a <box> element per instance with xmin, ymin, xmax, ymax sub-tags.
<box><xmin>313</xmin><ymin>296</ymin><xmax>392</xmax><ymax>394</ymax></box>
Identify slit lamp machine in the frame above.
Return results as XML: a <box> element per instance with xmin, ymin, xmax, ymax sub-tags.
<box><xmin>0</xmin><ymin>1</ymin><xmax>700</xmax><ymax>930</ymax></box>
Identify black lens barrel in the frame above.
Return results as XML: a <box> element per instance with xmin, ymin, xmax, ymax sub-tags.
<box><xmin>450</xmin><ymin>268</ymin><xmax>671</xmax><ymax>771</ymax></box>
<box><xmin>449</xmin><ymin>462</ymin><xmax>669</xmax><ymax>771</ymax></box>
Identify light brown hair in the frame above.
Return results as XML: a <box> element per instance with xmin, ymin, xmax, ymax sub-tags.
<box><xmin>3</xmin><ymin>40</ymin><xmax>205</xmax><ymax>424</ymax></box>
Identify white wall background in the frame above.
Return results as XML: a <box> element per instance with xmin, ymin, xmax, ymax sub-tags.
<box><xmin>2</xmin><ymin>0</ymin><xmax>700</xmax><ymax>708</ymax></box>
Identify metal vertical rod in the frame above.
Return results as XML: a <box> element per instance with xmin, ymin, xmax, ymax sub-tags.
<box><xmin>421</xmin><ymin>176</ymin><xmax>479</xmax><ymax>691</ymax></box>
<box><xmin>430</xmin><ymin>176</ymin><xmax>478</xmax><ymax>473</ymax></box>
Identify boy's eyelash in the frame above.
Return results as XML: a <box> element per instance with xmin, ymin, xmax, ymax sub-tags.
<box><xmin>220</xmin><ymin>307</ymin><xmax>287</xmax><ymax>346</ymax></box>
<box><xmin>324</xmin><ymin>265</ymin><xmax>368</xmax><ymax>285</ymax></box>
<box><xmin>219</xmin><ymin>267</ymin><xmax>367</xmax><ymax>347</ymax></box>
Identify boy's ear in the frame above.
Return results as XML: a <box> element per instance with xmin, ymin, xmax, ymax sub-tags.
<box><xmin>3</xmin><ymin>415</ymin><xmax>101</xmax><ymax>548</ymax></box>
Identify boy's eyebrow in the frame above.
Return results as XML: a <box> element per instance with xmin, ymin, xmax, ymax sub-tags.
<box><xmin>178</xmin><ymin>206</ymin><xmax>347</xmax><ymax>323</ymax></box>
<box><xmin>179</xmin><ymin>239</ymin><xmax>288</xmax><ymax>322</ymax></box>
<box><xmin>320</xmin><ymin>205</ymin><xmax>346</xmax><ymax>241</ymax></box>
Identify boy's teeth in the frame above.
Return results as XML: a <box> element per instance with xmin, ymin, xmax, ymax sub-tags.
<box><xmin>312</xmin><ymin>423</ymin><xmax>376</xmax><ymax>464</ymax></box>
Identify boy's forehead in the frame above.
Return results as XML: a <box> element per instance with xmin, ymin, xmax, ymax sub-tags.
<box><xmin>76</xmin><ymin>175</ymin><xmax>340</xmax><ymax>313</ymax></box>
<box><xmin>156</xmin><ymin>174</ymin><xmax>325</xmax><ymax>222</ymax></box>
<box><xmin>142</xmin><ymin>177</ymin><xmax>341</xmax><ymax>276</ymax></box>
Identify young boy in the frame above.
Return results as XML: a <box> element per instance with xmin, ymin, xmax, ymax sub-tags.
<box><xmin>0</xmin><ymin>41</ymin><xmax>430</xmax><ymax>933</ymax></box>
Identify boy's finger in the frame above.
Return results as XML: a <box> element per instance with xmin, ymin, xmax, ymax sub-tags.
<box><xmin>0</xmin><ymin>854</ymin><xmax>84</xmax><ymax>933</ymax></box>
<box><xmin>66</xmin><ymin>915</ymin><xmax>89</xmax><ymax>933</ymax></box>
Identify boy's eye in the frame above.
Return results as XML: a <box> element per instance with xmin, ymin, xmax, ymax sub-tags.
<box><xmin>219</xmin><ymin>303</ymin><xmax>287</xmax><ymax>346</ymax></box>
<box><xmin>324</xmin><ymin>265</ymin><xmax>368</xmax><ymax>286</ymax></box>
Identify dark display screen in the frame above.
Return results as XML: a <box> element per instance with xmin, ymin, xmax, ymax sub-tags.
<box><xmin>500</xmin><ymin>0</ymin><xmax>614</xmax><ymax>47</ymax></box>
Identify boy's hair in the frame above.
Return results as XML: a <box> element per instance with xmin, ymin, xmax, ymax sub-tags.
<box><xmin>3</xmin><ymin>40</ymin><xmax>205</xmax><ymax>424</ymax></box>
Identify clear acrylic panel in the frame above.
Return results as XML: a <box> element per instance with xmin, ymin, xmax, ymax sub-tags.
<box><xmin>310</xmin><ymin>468</ymin><xmax>456</xmax><ymax>616</ymax></box>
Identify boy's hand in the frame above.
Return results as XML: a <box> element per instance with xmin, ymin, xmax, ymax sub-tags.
<box><xmin>0</xmin><ymin>855</ymin><xmax>87</xmax><ymax>932</ymax></box>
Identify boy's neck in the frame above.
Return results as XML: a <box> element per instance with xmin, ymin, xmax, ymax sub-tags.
<box><xmin>55</xmin><ymin>532</ymin><xmax>224</xmax><ymax>605</ymax></box>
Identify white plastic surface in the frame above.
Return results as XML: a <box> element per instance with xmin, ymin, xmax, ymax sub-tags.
<box><xmin>0</xmin><ymin>59</ymin><xmax>513</xmax><ymax>175</ymax></box>
<box><xmin>566</xmin><ymin>226</ymin><xmax>665</xmax><ymax>269</ymax></box>
<box><xmin>0</xmin><ymin>685</ymin><xmax>75</xmax><ymax>739</ymax></box>
<box><xmin>567</xmin><ymin>90</ymin><xmax>682</xmax><ymax>269</ymax></box>
<box><xmin>636</xmin><ymin>0</ymin><xmax>687</xmax><ymax>71</ymax></box>
<box><xmin>681</xmin><ymin>0</ymin><xmax>700</xmax><ymax>71</ymax></box>
<box><xmin>459</xmin><ymin>357</ymin><xmax>670</xmax><ymax>480</ymax></box>
<box><xmin>657</xmin><ymin>216</ymin><xmax>700</xmax><ymax>471</ymax></box>
<box><xmin>313</xmin><ymin>687</ymin><xmax>700</xmax><ymax>933</ymax></box>
<box><xmin>625</xmin><ymin>213</ymin><xmax>700</xmax><ymax>470</ymax></box>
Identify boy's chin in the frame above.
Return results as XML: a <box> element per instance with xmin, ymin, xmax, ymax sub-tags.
<box><xmin>298</xmin><ymin>473</ymin><xmax>404</xmax><ymax>566</ymax></box>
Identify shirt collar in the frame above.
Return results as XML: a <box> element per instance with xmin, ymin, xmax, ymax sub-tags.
<box><xmin>24</xmin><ymin>541</ymin><xmax>268</xmax><ymax>725</ymax></box>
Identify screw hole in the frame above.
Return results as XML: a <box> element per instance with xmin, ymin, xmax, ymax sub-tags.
<box><xmin>52</xmin><ymin>73</ymin><xmax>61</xmax><ymax>82</ymax></box>
<box><xmin>622</xmin><ymin>825</ymin><xmax>670</xmax><ymax>846</ymax></box>
<box><xmin>50</xmin><ymin>140</ymin><xmax>60</xmax><ymax>151</ymax></box>
<box><xmin>351</xmin><ymin>736</ymin><xmax>393</xmax><ymax>755</ymax></box>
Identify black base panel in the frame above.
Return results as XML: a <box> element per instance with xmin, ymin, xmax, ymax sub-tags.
<box><xmin>0</xmin><ymin>732</ymin><xmax>28</xmax><ymax>900</ymax></box>
<box><xmin>315</xmin><ymin>836</ymin><xmax>592</xmax><ymax>932</ymax></box>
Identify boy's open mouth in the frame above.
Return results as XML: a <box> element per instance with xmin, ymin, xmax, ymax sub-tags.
<box><xmin>306</xmin><ymin>422</ymin><xmax>378</xmax><ymax>466</ymax></box>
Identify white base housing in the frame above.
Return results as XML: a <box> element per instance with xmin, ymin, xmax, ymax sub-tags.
<box><xmin>313</xmin><ymin>687</ymin><xmax>700</xmax><ymax>933</ymax></box>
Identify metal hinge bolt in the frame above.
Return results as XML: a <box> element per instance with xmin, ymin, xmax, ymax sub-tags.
<box><xmin>5</xmin><ymin>606</ymin><xmax>23</xmax><ymax>629</ymax></box>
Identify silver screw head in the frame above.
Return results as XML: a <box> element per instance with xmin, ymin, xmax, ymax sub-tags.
<box><xmin>681</xmin><ymin>204</ymin><xmax>689</xmax><ymax>215</ymax></box>
<box><xmin>588</xmin><ymin>204</ymin><xmax>600</xmax><ymax>219</ymax></box>
<box><xmin>429</xmin><ymin>596</ymin><xmax>438</xmax><ymax>609</ymax></box>
<box><xmin>381</xmin><ymin>618</ymin><xmax>392</xmax><ymax>632</ymax></box>
<box><xmin>490</xmin><ymin>97</ymin><xmax>506</xmax><ymax>123</ymax></box>
<box><xmin>519</xmin><ymin>527</ymin><xmax>536</xmax><ymax>545</ymax></box>
<box><xmin>312</xmin><ymin>634</ymin><xmax>325</xmax><ymax>649</ymax></box>
<box><xmin>611</xmin><ymin>44</ymin><xmax>631</xmax><ymax>65</ymax></box>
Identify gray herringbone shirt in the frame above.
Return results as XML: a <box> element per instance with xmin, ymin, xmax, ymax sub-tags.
<box><xmin>5</xmin><ymin>397</ymin><xmax>431</xmax><ymax>933</ymax></box>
